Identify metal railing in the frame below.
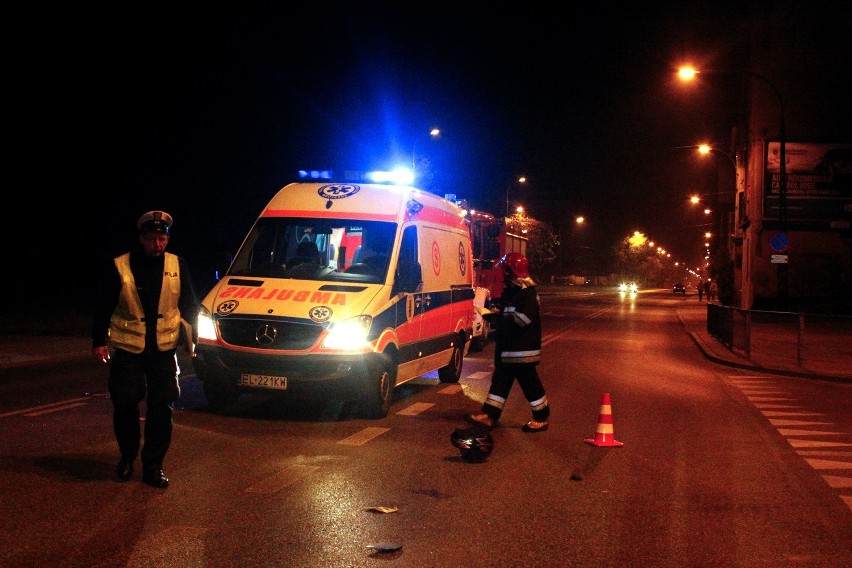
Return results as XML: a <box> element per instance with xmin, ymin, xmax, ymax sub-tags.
<box><xmin>707</xmin><ymin>304</ymin><xmax>852</xmax><ymax>377</ymax></box>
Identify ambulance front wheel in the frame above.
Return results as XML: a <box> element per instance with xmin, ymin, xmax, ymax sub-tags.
<box><xmin>438</xmin><ymin>335</ymin><xmax>465</xmax><ymax>383</ymax></box>
<box><xmin>360</xmin><ymin>352</ymin><xmax>397</xmax><ymax>419</ymax></box>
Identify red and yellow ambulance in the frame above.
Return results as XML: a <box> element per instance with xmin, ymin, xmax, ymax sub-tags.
<box><xmin>194</xmin><ymin>182</ymin><xmax>474</xmax><ymax>418</ymax></box>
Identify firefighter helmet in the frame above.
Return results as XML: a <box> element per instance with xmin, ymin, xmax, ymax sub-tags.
<box><xmin>451</xmin><ymin>425</ymin><xmax>494</xmax><ymax>462</ymax></box>
<box><xmin>496</xmin><ymin>252</ymin><xmax>530</xmax><ymax>279</ymax></box>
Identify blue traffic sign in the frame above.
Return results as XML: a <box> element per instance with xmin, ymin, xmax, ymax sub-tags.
<box><xmin>770</xmin><ymin>232</ymin><xmax>789</xmax><ymax>252</ymax></box>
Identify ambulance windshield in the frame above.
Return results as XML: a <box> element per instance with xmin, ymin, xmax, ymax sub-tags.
<box><xmin>228</xmin><ymin>217</ymin><xmax>397</xmax><ymax>284</ymax></box>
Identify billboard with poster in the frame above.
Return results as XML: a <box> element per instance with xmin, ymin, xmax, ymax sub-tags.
<box><xmin>763</xmin><ymin>142</ymin><xmax>852</xmax><ymax>221</ymax></box>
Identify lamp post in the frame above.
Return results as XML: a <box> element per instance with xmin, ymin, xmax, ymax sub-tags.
<box><xmin>411</xmin><ymin>127</ymin><xmax>441</xmax><ymax>176</ymax></box>
<box><xmin>678</xmin><ymin>66</ymin><xmax>787</xmax><ymax>302</ymax></box>
<box><xmin>505</xmin><ymin>176</ymin><xmax>526</xmax><ymax>218</ymax></box>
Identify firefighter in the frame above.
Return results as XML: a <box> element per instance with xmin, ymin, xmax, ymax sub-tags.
<box><xmin>467</xmin><ymin>252</ymin><xmax>550</xmax><ymax>432</ymax></box>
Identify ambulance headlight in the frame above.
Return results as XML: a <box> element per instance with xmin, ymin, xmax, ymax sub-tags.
<box><xmin>322</xmin><ymin>315</ymin><xmax>373</xmax><ymax>350</ymax></box>
<box><xmin>197</xmin><ymin>307</ymin><xmax>217</xmax><ymax>341</ymax></box>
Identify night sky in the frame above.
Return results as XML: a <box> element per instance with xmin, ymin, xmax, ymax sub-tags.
<box><xmin>13</xmin><ymin>2</ymin><xmax>851</xmax><ymax>309</ymax></box>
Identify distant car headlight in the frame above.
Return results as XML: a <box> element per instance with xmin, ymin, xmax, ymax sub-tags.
<box><xmin>197</xmin><ymin>307</ymin><xmax>217</xmax><ymax>341</ymax></box>
<box><xmin>322</xmin><ymin>315</ymin><xmax>373</xmax><ymax>350</ymax></box>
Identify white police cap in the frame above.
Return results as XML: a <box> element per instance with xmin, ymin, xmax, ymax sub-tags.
<box><xmin>137</xmin><ymin>210</ymin><xmax>173</xmax><ymax>234</ymax></box>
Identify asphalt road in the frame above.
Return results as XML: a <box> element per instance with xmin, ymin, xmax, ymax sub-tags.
<box><xmin>1</xmin><ymin>289</ymin><xmax>850</xmax><ymax>567</ymax></box>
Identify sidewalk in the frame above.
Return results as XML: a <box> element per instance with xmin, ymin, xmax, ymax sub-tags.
<box><xmin>676</xmin><ymin>301</ymin><xmax>852</xmax><ymax>383</ymax></box>
<box><xmin>0</xmin><ymin>304</ymin><xmax>849</xmax><ymax>382</ymax></box>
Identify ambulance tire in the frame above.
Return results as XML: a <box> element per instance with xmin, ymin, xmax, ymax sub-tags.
<box><xmin>202</xmin><ymin>381</ymin><xmax>239</xmax><ymax>410</ymax></box>
<box><xmin>360</xmin><ymin>353</ymin><xmax>397</xmax><ymax>419</ymax></box>
<box><xmin>438</xmin><ymin>335</ymin><xmax>465</xmax><ymax>383</ymax></box>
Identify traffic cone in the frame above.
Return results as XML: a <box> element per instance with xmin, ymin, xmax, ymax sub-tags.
<box><xmin>584</xmin><ymin>392</ymin><xmax>624</xmax><ymax>447</ymax></box>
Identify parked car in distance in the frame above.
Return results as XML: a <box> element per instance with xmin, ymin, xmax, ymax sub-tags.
<box><xmin>673</xmin><ymin>282</ymin><xmax>686</xmax><ymax>294</ymax></box>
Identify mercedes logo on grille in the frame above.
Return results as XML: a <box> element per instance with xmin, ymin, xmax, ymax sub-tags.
<box><xmin>255</xmin><ymin>324</ymin><xmax>279</xmax><ymax>346</ymax></box>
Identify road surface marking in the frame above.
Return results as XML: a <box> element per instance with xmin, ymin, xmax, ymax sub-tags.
<box><xmin>338</xmin><ymin>427</ymin><xmax>390</xmax><ymax>446</ymax></box>
<box><xmin>396</xmin><ymin>402</ymin><xmax>435</xmax><ymax>415</ymax></box>
<box><xmin>26</xmin><ymin>402</ymin><xmax>88</xmax><ymax>416</ymax></box>
<box><xmin>0</xmin><ymin>397</ymin><xmax>90</xmax><ymax>419</ymax></box>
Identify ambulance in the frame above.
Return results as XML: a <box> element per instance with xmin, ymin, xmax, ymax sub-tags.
<box><xmin>194</xmin><ymin>182</ymin><xmax>475</xmax><ymax>418</ymax></box>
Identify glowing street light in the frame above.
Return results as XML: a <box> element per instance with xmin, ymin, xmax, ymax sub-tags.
<box><xmin>678</xmin><ymin>64</ymin><xmax>788</xmax><ymax>300</ymax></box>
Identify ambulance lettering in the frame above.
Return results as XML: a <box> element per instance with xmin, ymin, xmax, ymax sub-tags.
<box><xmin>219</xmin><ymin>286</ymin><xmax>347</xmax><ymax>305</ymax></box>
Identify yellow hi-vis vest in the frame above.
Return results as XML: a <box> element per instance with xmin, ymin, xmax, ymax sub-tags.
<box><xmin>108</xmin><ymin>252</ymin><xmax>181</xmax><ymax>353</ymax></box>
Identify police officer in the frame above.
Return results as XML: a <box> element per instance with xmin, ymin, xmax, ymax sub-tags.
<box><xmin>92</xmin><ymin>211</ymin><xmax>198</xmax><ymax>488</ymax></box>
<box><xmin>467</xmin><ymin>252</ymin><xmax>550</xmax><ymax>432</ymax></box>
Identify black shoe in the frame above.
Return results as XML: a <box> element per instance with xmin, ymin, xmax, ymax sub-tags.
<box><xmin>116</xmin><ymin>458</ymin><xmax>134</xmax><ymax>481</ymax></box>
<box><xmin>142</xmin><ymin>469</ymin><xmax>169</xmax><ymax>488</ymax></box>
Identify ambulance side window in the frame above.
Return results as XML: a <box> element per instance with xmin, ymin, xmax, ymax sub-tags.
<box><xmin>394</xmin><ymin>226</ymin><xmax>422</xmax><ymax>294</ymax></box>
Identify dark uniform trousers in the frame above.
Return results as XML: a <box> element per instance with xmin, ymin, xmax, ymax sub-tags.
<box><xmin>108</xmin><ymin>348</ymin><xmax>181</xmax><ymax>471</ymax></box>
<box><xmin>484</xmin><ymin>362</ymin><xmax>550</xmax><ymax>422</ymax></box>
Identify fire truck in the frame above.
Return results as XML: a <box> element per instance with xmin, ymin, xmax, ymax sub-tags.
<box><xmin>464</xmin><ymin>207</ymin><xmax>529</xmax><ymax>351</ymax></box>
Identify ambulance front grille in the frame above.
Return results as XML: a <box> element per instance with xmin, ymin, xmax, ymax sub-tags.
<box><xmin>216</xmin><ymin>318</ymin><xmax>322</xmax><ymax>350</ymax></box>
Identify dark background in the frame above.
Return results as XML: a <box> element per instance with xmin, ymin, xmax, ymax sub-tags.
<box><xmin>7</xmin><ymin>2</ymin><xmax>851</xmax><ymax>325</ymax></box>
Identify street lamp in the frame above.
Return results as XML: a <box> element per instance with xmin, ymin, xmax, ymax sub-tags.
<box><xmin>678</xmin><ymin>65</ymin><xmax>787</xmax><ymax>301</ymax></box>
<box><xmin>411</xmin><ymin>127</ymin><xmax>441</xmax><ymax>176</ymax></box>
<box><xmin>506</xmin><ymin>176</ymin><xmax>526</xmax><ymax>218</ymax></box>
<box><xmin>697</xmin><ymin>143</ymin><xmax>736</xmax><ymax>168</ymax></box>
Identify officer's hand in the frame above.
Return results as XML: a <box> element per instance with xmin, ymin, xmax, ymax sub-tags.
<box><xmin>92</xmin><ymin>346</ymin><xmax>110</xmax><ymax>364</ymax></box>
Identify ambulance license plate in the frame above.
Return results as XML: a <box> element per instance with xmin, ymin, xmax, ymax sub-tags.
<box><xmin>239</xmin><ymin>374</ymin><xmax>287</xmax><ymax>390</ymax></box>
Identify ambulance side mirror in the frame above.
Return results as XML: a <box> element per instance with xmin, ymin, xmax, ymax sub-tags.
<box><xmin>394</xmin><ymin>260</ymin><xmax>422</xmax><ymax>294</ymax></box>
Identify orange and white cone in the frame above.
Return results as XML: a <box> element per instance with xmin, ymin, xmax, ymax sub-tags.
<box><xmin>584</xmin><ymin>392</ymin><xmax>623</xmax><ymax>447</ymax></box>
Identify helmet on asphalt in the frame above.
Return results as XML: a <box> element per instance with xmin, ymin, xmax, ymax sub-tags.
<box><xmin>451</xmin><ymin>425</ymin><xmax>494</xmax><ymax>462</ymax></box>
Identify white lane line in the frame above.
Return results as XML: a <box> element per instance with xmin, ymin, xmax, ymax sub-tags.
<box><xmin>821</xmin><ymin>475</ymin><xmax>852</xmax><ymax>489</ymax></box>
<box><xmin>802</xmin><ymin>457</ymin><xmax>852</xmax><ymax>469</ymax></box>
<box><xmin>396</xmin><ymin>402</ymin><xmax>435</xmax><ymax>416</ymax></box>
<box><xmin>787</xmin><ymin>440</ymin><xmax>852</xmax><ymax>449</ymax></box>
<box><xmin>733</xmin><ymin>378</ymin><xmax>852</xmax><ymax>511</ymax></box>
<box><xmin>438</xmin><ymin>384</ymin><xmax>464</xmax><ymax>395</ymax></box>
<box><xmin>0</xmin><ymin>397</ymin><xmax>91</xmax><ymax>419</ymax></box>
<box><xmin>338</xmin><ymin>427</ymin><xmax>390</xmax><ymax>446</ymax></box>
<box><xmin>777</xmin><ymin>429</ymin><xmax>845</xmax><ymax>436</ymax></box>
<box><xmin>26</xmin><ymin>402</ymin><xmax>88</xmax><ymax>416</ymax></box>
<box><xmin>466</xmin><ymin>371</ymin><xmax>491</xmax><ymax>380</ymax></box>
<box><xmin>796</xmin><ymin>450</ymin><xmax>852</xmax><ymax>457</ymax></box>
<box><xmin>244</xmin><ymin>464</ymin><xmax>320</xmax><ymax>494</ymax></box>
<box><xmin>769</xmin><ymin>419</ymin><xmax>832</xmax><ymax>426</ymax></box>
<box><xmin>761</xmin><ymin>411</ymin><xmax>826</xmax><ymax>417</ymax></box>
